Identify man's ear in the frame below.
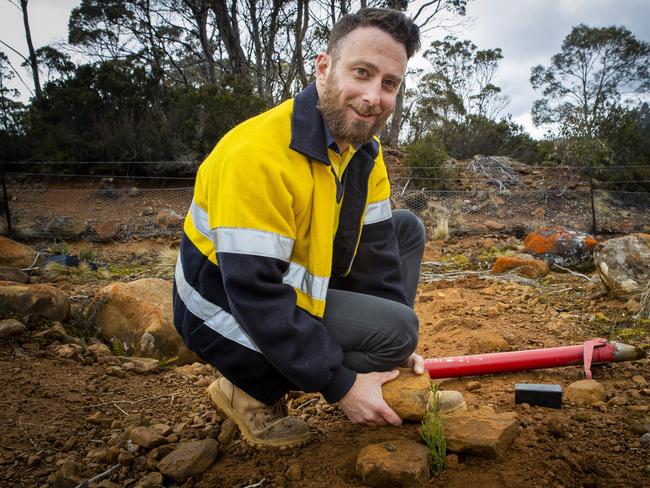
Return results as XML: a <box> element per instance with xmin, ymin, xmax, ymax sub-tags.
<box><xmin>315</xmin><ymin>52</ymin><xmax>331</xmax><ymax>86</ymax></box>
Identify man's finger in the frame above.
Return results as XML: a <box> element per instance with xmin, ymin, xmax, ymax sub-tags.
<box><xmin>413</xmin><ymin>354</ymin><xmax>425</xmax><ymax>375</ymax></box>
<box><xmin>378</xmin><ymin>369</ymin><xmax>400</xmax><ymax>385</ymax></box>
<box><xmin>380</xmin><ymin>404</ymin><xmax>402</xmax><ymax>427</ymax></box>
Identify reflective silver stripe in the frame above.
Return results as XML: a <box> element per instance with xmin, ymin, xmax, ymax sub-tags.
<box><xmin>215</xmin><ymin>228</ymin><xmax>294</xmax><ymax>262</ymax></box>
<box><xmin>189</xmin><ymin>199</ymin><xmax>211</xmax><ymax>240</ymax></box>
<box><xmin>364</xmin><ymin>199</ymin><xmax>392</xmax><ymax>225</ymax></box>
<box><xmin>283</xmin><ymin>261</ymin><xmax>329</xmax><ymax>302</ymax></box>
<box><xmin>174</xmin><ymin>256</ymin><xmax>259</xmax><ymax>352</ymax></box>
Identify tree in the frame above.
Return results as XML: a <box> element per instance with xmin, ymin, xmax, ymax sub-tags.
<box><xmin>531</xmin><ymin>24</ymin><xmax>650</xmax><ymax>139</ymax></box>
<box><xmin>407</xmin><ymin>35</ymin><xmax>508</xmax><ymax>139</ymax></box>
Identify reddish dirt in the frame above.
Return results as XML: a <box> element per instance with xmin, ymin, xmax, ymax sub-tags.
<box><xmin>0</xmin><ymin>236</ymin><xmax>649</xmax><ymax>488</ymax></box>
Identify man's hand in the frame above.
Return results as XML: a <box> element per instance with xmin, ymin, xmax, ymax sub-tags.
<box><xmin>403</xmin><ymin>352</ymin><xmax>425</xmax><ymax>375</ymax></box>
<box><xmin>338</xmin><ymin>370</ymin><xmax>402</xmax><ymax>427</ymax></box>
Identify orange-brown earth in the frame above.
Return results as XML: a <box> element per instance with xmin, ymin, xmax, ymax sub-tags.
<box><xmin>0</xmin><ymin>236</ymin><xmax>648</xmax><ymax>488</ymax></box>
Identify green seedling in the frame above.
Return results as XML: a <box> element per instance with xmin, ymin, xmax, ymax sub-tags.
<box><xmin>420</xmin><ymin>383</ymin><xmax>446</xmax><ymax>475</ymax></box>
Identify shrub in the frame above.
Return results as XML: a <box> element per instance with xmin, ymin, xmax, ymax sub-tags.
<box><xmin>403</xmin><ymin>134</ymin><xmax>448</xmax><ymax>185</ymax></box>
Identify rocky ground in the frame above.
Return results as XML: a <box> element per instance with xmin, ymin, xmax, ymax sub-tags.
<box><xmin>0</xmin><ymin>236</ymin><xmax>649</xmax><ymax>488</ymax></box>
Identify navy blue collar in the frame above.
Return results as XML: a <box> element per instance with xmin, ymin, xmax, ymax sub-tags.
<box><xmin>289</xmin><ymin>82</ymin><xmax>378</xmax><ymax>165</ymax></box>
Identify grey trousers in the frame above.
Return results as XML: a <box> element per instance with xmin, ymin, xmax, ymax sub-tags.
<box><xmin>323</xmin><ymin>209</ymin><xmax>425</xmax><ymax>373</ymax></box>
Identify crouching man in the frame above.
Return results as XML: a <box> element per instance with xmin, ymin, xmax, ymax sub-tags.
<box><xmin>173</xmin><ymin>7</ymin><xmax>464</xmax><ymax>450</ymax></box>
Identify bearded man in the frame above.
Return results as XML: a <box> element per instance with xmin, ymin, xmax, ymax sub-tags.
<box><xmin>173</xmin><ymin>7</ymin><xmax>465</xmax><ymax>450</ymax></box>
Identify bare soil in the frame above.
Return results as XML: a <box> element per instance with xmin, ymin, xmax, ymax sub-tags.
<box><xmin>0</xmin><ymin>236</ymin><xmax>649</xmax><ymax>488</ymax></box>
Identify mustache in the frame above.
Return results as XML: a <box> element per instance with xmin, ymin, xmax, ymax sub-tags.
<box><xmin>349</xmin><ymin>103</ymin><xmax>382</xmax><ymax>116</ymax></box>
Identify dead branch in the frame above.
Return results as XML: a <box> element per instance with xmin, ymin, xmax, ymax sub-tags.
<box><xmin>18</xmin><ymin>417</ymin><xmax>38</xmax><ymax>450</ymax></box>
<box><xmin>551</xmin><ymin>263</ymin><xmax>591</xmax><ymax>281</ymax></box>
<box><xmin>74</xmin><ymin>464</ymin><xmax>120</xmax><ymax>488</ymax></box>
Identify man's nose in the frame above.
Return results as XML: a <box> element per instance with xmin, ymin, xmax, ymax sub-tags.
<box><xmin>361</xmin><ymin>79</ymin><xmax>382</xmax><ymax>106</ymax></box>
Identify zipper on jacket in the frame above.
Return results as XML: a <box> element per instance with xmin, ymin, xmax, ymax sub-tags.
<box><xmin>330</xmin><ymin>165</ymin><xmax>344</xmax><ymax>204</ymax></box>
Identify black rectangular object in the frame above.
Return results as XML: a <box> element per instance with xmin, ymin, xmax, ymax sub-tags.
<box><xmin>515</xmin><ymin>383</ymin><xmax>563</xmax><ymax>409</ymax></box>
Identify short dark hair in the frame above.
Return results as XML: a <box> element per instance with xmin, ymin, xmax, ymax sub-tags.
<box><xmin>327</xmin><ymin>8</ymin><xmax>421</xmax><ymax>60</ymax></box>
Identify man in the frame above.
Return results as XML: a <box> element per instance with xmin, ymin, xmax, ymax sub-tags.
<box><xmin>173</xmin><ymin>8</ymin><xmax>465</xmax><ymax>450</ymax></box>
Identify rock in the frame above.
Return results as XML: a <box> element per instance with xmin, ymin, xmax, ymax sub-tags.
<box><xmin>88</xmin><ymin>342</ymin><xmax>113</xmax><ymax>358</ymax></box>
<box><xmin>92</xmin><ymin>221</ymin><xmax>122</xmax><ymax>241</ymax></box>
<box><xmin>51</xmin><ymin>459</ymin><xmax>81</xmax><ymax>488</ymax></box>
<box><xmin>381</xmin><ymin>368</ymin><xmax>432</xmax><ymax>421</ymax></box>
<box><xmin>631</xmin><ymin>375</ymin><xmax>647</xmax><ymax>386</ymax></box>
<box><xmin>27</xmin><ymin>453</ymin><xmax>42</xmax><ymax>467</ymax></box>
<box><xmin>43</xmin><ymin>216</ymin><xmax>86</xmax><ymax>240</ymax></box>
<box><xmin>484</xmin><ymin>220</ymin><xmax>505</xmax><ymax>231</ymax></box>
<box><xmin>285</xmin><ymin>462</ymin><xmax>302</xmax><ymax>481</ymax></box>
<box><xmin>565</xmin><ymin>379</ymin><xmax>606</xmax><ymax>406</ymax></box>
<box><xmin>444</xmin><ymin>408</ymin><xmax>518</xmax><ymax>460</ymax></box>
<box><xmin>524</xmin><ymin>227</ymin><xmax>598</xmax><ymax>270</ymax></box>
<box><xmin>134</xmin><ymin>471</ymin><xmax>163</xmax><ymax>488</ymax></box>
<box><xmin>467</xmin><ymin>331</ymin><xmax>510</xmax><ymax>354</ymax></box>
<box><xmin>106</xmin><ymin>366</ymin><xmax>126</xmax><ymax>378</ymax></box>
<box><xmin>0</xmin><ymin>266</ymin><xmax>29</xmax><ymax>283</ymax></box>
<box><xmin>86</xmin><ymin>279</ymin><xmax>199</xmax><ymax>364</ymax></box>
<box><xmin>151</xmin><ymin>423</ymin><xmax>173</xmax><ymax>437</ymax></box>
<box><xmin>492</xmin><ymin>255</ymin><xmax>549</xmax><ymax>279</ymax></box>
<box><xmin>117</xmin><ymin>451</ymin><xmax>135</xmax><ymax>466</ymax></box>
<box><xmin>356</xmin><ymin>439</ymin><xmax>430</xmax><ymax>488</ymax></box>
<box><xmin>217</xmin><ymin>419</ymin><xmax>239</xmax><ymax>444</ymax></box>
<box><xmin>175</xmin><ymin>362</ymin><xmax>214</xmax><ymax>379</ymax></box>
<box><xmin>0</xmin><ymin>236</ymin><xmax>40</xmax><ymax>268</ymax></box>
<box><xmin>33</xmin><ymin>322</ymin><xmax>74</xmax><ymax>344</ymax></box>
<box><xmin>594</xmin><ymin>234</ymin><xmax>650</xmax><ymax>296</ymax></box>
<box><xmin>130</xmin><ymin>426</ymin><xmax>168</xmax><ymax>449</ymax></box>
<box><xmin>87</xmin><ymin>411</ymin><xmax>105</xmax><ymax>425</ymax></box>
<box><xmin>640</xmin><ymin>433</ymin><xmax>650</xmax><ymax>447</ymax></box>
<box><xmin>122</xmin><ymin>357</ymin><xmax>160</xmax><ymax>374</ymax></box>
<box><xmin>157</xmin><ymin>439</ymin><xmax>219</xmax><ymax>483</ymax></box>
<box><xmin>155</xmin><ymin>209</ymin><xmax>184</xmax><ymax>228</ymax></box>
<box><xmin>0</xmin><ymin>282</ymin><xmax>69</xmax><ymax>321</ymax></box>
<box><xmin>466</xmin><ymin>381</ymin><xmax>481</xmax><ymax>391</ymax></box>
<box><xmin>0</xmin><ymin>319</ymin><xmax>27</xmax><ymax>339</ymax></box>
<box><xmin>607</xmin><ymin>395</ymin><xmax>628</xmax><ymax>407</ymax></box>
<box><xmin>55</xmin><ymin>344</ymin><xmax>85</xmax><ymax>360</ymax></box>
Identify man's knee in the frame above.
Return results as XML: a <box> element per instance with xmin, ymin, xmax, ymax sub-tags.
<box><xmin>393</xmin><ymin>306</ymin><xmax>419</xmax><ymax>365</ymax></box>
<box><xmin>393</xmin><ymin>209</ymin><xmax>426</xmax><ymax>249</ymax></box>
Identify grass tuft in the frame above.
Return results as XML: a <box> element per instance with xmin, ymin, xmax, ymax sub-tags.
<box><xmin>420</xmin><ymin>383</ymin><xmax>446</xmax><ymax>475</ymax></box>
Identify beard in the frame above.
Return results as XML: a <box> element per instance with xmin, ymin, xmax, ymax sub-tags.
<box><xmin>317</xmin><ymin>81</ymin><xmax>391</xmax><ymax>147</ymax></box>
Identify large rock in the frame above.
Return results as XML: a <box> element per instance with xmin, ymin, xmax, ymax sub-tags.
<box><xmin>86</xmin><ymin>278</ymin><xmax>199</xmax><ymax>364</ymax></box>
<box><xmin>0</xmin><ymin>319</ymin><xmax>27</xmax><ymax>339</ymax></box>
<box><xmin>0</xmin><ymin>267</ymin><xmax>30</xmax><ymax>283</ymax></box>
<box><xmin>593</xmin><ymin>234</ymin><xmax>650</xmax><ymax>296</ymax></box>
<box><xmin>565</xmin><ymin>379</ymin><xmax>606</xmax><ymax>406</ymax></box>
<box><xmin>0</xmin><ymin>236</ymin><xmax>40</xmax><ymax>268</ymax></box>
<box><xmin>444</xmin><ymin>407</ymin><xmax>518</xmax><ymax>460</ymax></box>
<box><xmin>524</xmin><ymin>227</ymin><xmax>598</xmax><ymax>270</ymax></box>
<box><xmin>382</xmin><ymin>369</ymin><xmax>432</xmax><ymax>421</ymax></box>
<box><xmin>492</xmin><ymin>255</ymin><xmax>549</xmax><ymax>279</ymax></box>
<box><xmin>157</xmin><ymin>439</ymin><xmax>219</xmax><ymax>483</ymax></box>
<box><xmin>356</xmin><ymin>439</ymin><xmax>430</xmax><ymax>488</ymax></box>
<box><xmin>0</xmin><ymin>282</ymin><xmax>69</xmax><ymax>321</ymax></box>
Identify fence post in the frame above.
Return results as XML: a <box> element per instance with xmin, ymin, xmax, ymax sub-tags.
<box><xmin>587</xmin><ymin>161</ymin><xmax>597</xmax><ymax>234</ymax></box>
<box><xmin>1</xmin><ymin>162</ymin><xmax>13</xmax><ymax>238</ymax></box>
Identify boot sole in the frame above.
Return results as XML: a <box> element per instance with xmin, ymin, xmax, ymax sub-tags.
<box><xmin>207</xmin><ymin>383</ymin><xmax>312</xmax><ymax>450</ymax></box>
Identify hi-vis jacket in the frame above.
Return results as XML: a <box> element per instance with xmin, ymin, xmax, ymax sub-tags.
<box><xmin>173</xmin><ymin>82</ymin><xmax>407</xmax><ymax>404</ymax></box>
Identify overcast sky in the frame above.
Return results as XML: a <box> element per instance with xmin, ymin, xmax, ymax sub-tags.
<box><xmin>1</xmin><ymin>0</ymin><xmax>649</xmax><ymax>138</ymax></box>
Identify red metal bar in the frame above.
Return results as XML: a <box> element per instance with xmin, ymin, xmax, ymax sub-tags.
<box><xmin>424</xmin><ymin>339</ymin><xmax>643</xmax><ymax>379</ymax></box>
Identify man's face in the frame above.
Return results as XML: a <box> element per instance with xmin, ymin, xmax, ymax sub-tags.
<box><xmin>315</xmin><ymin>26</ymin><xmax>408</xmax><ymax>149</ymax></box>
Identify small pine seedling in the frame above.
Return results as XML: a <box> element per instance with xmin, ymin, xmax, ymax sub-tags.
<box><xmin>420</xmin><ymin>383</ymin><xmax>446</xmax><ymax>474</ymax></box>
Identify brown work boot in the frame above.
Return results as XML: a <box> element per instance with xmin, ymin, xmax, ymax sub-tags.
<box><xmin>435</xmin><ymin>390</ymin><xmax>467</xmax><ymax>416</ymax></box>
<box><xmin>207</xmin><ymin>377</ymin><xmax>311</xmax><ymax>450</ymax></box>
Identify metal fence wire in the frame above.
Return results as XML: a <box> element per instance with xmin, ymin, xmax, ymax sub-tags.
<box><xmin>1</xmin><ymin>160</ymin><xmax>649</xmax><ymax>241</ymax></box>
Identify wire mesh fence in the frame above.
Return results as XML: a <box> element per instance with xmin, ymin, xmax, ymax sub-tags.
<box><xmin>1</xmin><ymin>161</ymin><xmax>650</xmax><ymax>242</ymax></box>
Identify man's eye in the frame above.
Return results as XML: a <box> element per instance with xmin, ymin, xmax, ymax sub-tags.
<box><xmin>354</xmin><ymin>68</ymin><xmax>369</xmax><ymax>77</ymax></box>
<box><xmin>384</xmin><ymin>80</ymin><xmax>398</xmax><ymax>90</ymax></box>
